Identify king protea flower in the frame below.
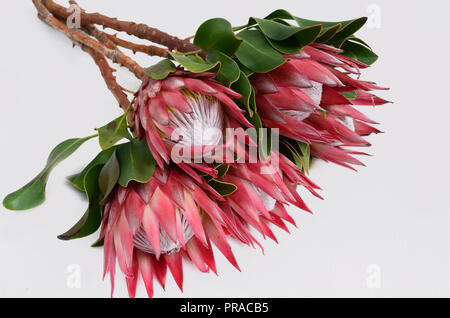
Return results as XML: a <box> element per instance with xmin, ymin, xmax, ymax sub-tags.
<box><xmin>99</xmin><ymin>149</ymin><xmax>324</xmax><ymax>297</ymax></box>
<box><xmin>100</xmin><ymin>165</ymin><xmax>246</xmax><ymax>297</ymax></box>
<box><xmin>133</xmin><ymin>71</ymin><xmax>253</xmax><ymax>173</ymax></box>
<box><xmin>251</xmin><ymin>43</ymin><xmax>389</xmax><ymax>169</ymax></box>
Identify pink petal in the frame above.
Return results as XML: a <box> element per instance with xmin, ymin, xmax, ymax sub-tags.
<box><xmin>164</xmin><ymin>252</ymin><xmax>183</xmax><ymax>291</ymax></box>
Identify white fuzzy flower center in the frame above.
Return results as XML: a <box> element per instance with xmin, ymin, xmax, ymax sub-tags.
<box><xmin>133</xmin><ymin>211</ymin><xmax>194</xmax><ymax>255</ymax></box>
<box><xmin>170</xmin><ymin>92</ymin><xmax>224</xmax><ymax>146</ymax></box>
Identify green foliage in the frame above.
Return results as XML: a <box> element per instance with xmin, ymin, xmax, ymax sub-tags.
<box><xmin>68</xmin><ymin>146</ymin><xmax>118</xmax><ymax>191</ymax></box>
<box><xmin>235</xmin><ymin>30</ymin><xmax>286</xmax><ymax>73</ymax></box>
<box><xmin>97</xmin><ymin>113</ymin><xmax>132</xmax><ymax>150</ymax></box>
<box><xmin>116</xmin><ymin>138</ymin><xmax>156</xmax><ymax>187</ymax></box>
<box><xmin>58</xmin><ymin>165</ymin><xmax>103</xmax><ymax>240</ymax></box>
<box><xmin>168</xmin><ymin>52</ymin><xmax>220</xmax><ymax>73</ymax></box>
<box><xmin>98</xmin><ymin>151</ymin><xmax>120</xmax><ymax>201</ymax></box>
<box><xmin>206</xmin><ymin>51</ymin><xmax>240</xmax><ymax>87</ymax></box>
<box><xmin>341</xmin><ymin>40</ymin><xmax>378</xmax><ymax>65</ymax></box>
<box><xmin>280</xmin><ymin>138</ymin><xmax>312</xmax><ymax>173</ymax></box>
<box><xmin>143</xmin><ymin>59</ymin><xmax>177</xmax><ymax>80</ymax></box>
<box><xmin>63</xmin><ymin>138</ymin><xmax>156</xmax><ymax>241</ymax></box>
<box><xmin>207</xmin><ymin>178</ymin><xmax>237</xmax><ymax>196</ymax></box>
<box><xmin>230</xmin><ymin>71</ymin><xmax>256</xmax><ymax>116</ymax></box>
<box><xmin>194</xmin><ymin>18</ymin><xmax>242</xmax><ymax>56</ymax></box>
<box><xmin>3</xmin><ymin>135</ymin><xmax>96</xmax><ymax>211</ymax></box>
<box><xmin>191</xmin><ymin>9</ymin><xmax>376</xmax><ymax>78</ymax></box>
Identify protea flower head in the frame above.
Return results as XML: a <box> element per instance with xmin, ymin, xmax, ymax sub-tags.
<box><xmin>99</xmin><ymin>165</ymin><xmax>248</xmax><ymax>298</ymax></box>
<box><xmin>250</xmin><ymin>43</ymin><xmax>389</xmax><ymax>169</ymax></box>
<box><xmin>99</xmin><ymin>144</ymin><xmax>326</xmax><ymax>297</ymax></box>
<box><xmin>133</xmin><ymin>71</ymin><xmax>253</xmax><ymax>173</ymax></box>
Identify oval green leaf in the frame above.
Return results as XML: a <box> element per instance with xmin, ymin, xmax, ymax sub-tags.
<box><xmin>97</xmin><ymin>113</ymin><xmax>132</xmax><ymax>150</ymax></box>
<box><xmin>206</xmin><ymin>51</ymin><xmax>240</xmax><ymax>87</ymax></box>
<box><xmin>98</xmin><ymin>151</ymin><xmax>120</xmax><ymax>200</ymax></box>
<box><xmin>168</xmin><ymin>52</ymin><xmax>220</xmax><ymax>73</ymax></box>
<box><xmin>194</xmin><ymin>18</ymin><xmax>242</xmax><ymax>56</ymax></box>
<box><xmin>207</xmin><ymin>178</ymin><xmax>237</xmax><ymax>197</ymax></box>
<box><xmin>235</xmin><ymin>30</ymin><xmax>286</xmax><ymax>73</ymax></box>
<box><xmin>68</xmin><ymin>146</ymin><xmax>117</xmax><ymax>191</ymax></box>
<box><xmin>116</xmin><ymin>138</ymin><xmax>156</xmax><ymax>187</ymax></box>
<box><xmin>143</xmin><ymin>59</ymin><xmax>177</xmax><ymax>80</ymax></box>
<box><xmin>230</xmin><ymin>71</ymin><xmax>256</xmax><ymax>116</ymax></box>
<box><xmin>341</xmin><ymin>40</ymin><xmax>378</xmax><ymax>65</ymax></box>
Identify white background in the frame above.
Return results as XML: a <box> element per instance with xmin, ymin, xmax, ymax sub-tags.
<box><xmin>0</xmin><ymin>0</ymin><xmax>449</xmax><ymax>298</ymax></box>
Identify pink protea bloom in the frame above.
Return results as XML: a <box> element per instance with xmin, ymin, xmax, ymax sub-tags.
<box><xmin>251</xmin><ymin>43</ymin><xmax>389</xmax><ymax>169</ymax></box>
<box><xmin>99</xmin><ymin>151</ymin><xmax>324</xmax><ymax>297</ymax></box>
<box><xmin>133</xmin><ymin>71</ymin><xmax>253</xmax><ymax>173</ymax></box>
<box><xmin>100</xmin><ymin>165</ymin><xmax>246</xmax><ymax>298</ymax></box>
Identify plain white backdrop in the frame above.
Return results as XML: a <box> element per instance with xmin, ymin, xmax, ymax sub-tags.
<box><xmin>0</xmin><ymin>0</ymin><xmax>449</xmax><ymax>298</ymax></box>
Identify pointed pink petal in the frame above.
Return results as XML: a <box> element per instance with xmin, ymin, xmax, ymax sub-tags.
<box><xmin>137</xmin><ymin>250</ymin><xmax>154</xmax><ymax>297</ymax></box>
<box><xmin>164</xmin><ymin>252</ymin><xmax>183</xmax><ymax>291</ymax></box>
<box><xmin>182</xmin><ymin>190</ymin><xmax>207</xmax><ymax>246</ymax></box>
<box><xmin>184</xmin><ymin>78</ymin><xmax>217</xmax><ymax>95</ymax></box>
<box><xmin>142</xmin><ymin>204</ymin><xmax>161</xmax><ymax>259</ymax></box>
<box><xmin>150</xmin><ymin>254</ymin><xmax>167</xmax><ymax>289</ymax></box>
<box><xmin>125</xmin><ymin>251</ymin><xmax>138</xmax><ymax>298</ymax></box>
<box><xmin>124</xmin><ymin>190</ymin><xmax>145</xmax><ymax>235</ymax></box>
<box><xmin>203</xmin><ymin>216</ymin><xmax>240</xmax><ymax>271</ymax></box>
<box><xmin>186</xmin><ymin>238</ymin><xmax>208</xmax><ymax>273</ymax></box>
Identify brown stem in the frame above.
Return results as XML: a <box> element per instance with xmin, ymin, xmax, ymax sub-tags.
<box><xmin>82</xmin><ymin>46</ymin><xmax>135</xmax><ymax>129</ymax></box>
<box><xmin>32</xmin><ymin>0</ymin><xmax>145</xmax><ymax>80</ymax></box>
<box><xmin>106</xmin><ymin>33</ymin><xmax>168</xmax><ymax>57</ymax></box>
<box><xmin>42</xmin><ymin>0</ymin><xmax>199</xmax><ymax>52</ymax></box>
<box><xmin>33</xmin><ymin>0</ymin><xmax>137</xmax><ymax>130</ymax></box>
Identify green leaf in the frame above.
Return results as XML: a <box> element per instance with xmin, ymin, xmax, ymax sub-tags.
<box><xmin>3</xmin><ymin>135</ymin><xmax>96</xmax><ymax>211</ymax></box>
<box><xmin>91</xmin><ymin>237</ymin><xmax>104</xmax><ymax>247</ymax></box>
<box><xmin>254</xmin><ymin>18</ymin><xmax>321</xmax><ymax>44</ymax></box>
<box><xmin>251</xmin><ymin>18</ymin><xmax>321</xmax><ymax>54</ymax></box>
<box><xmin>168</xmin><ymin>52</ymin><xmax>219</xmax><ymax>73</ymax></box>
<box><xmin>263</xmin><ymin>9</ymin><xmax>367</xmax><ymax>45</ymax></box>
<box><xmin>97</xmin><ymin>113</ymin><xmax>132</xmax><ymax>150</ymax></box>
<box><xmin>230</xmin><ymin>71</ymin><xmax>256</xmax><ymax>116</ymax></box>
<box><xmin>280</xmin><ymin>139</ymin><xmax>311</xmax><ymax>173</ymax></box>
<box><xmin>68</xmin><ymin>146</ymin><xmax>117</xmax><ymax>191</ymax></box>
<box><xmin>340</xmin><ymin>91</ymin><xmax>357</xmax><ymax>99</ymax></box>
<box><xmin>264</xmin><ymin>9</ymin><xmax>296</xmax><ymax>20</ymax></box>
<box><xmin>98</xmin><ymin>151</ymin><xmax>120</xmax><ymax>200</ymax></box>
<box><xmin>233</xmin><ymin>58</ymin><xmax>254</xmax><ymax>77</ymax></box>
<box><xmin>341</xmin><ymin>40</ymin><xmax>378</xmax><ymax>65</ymax></box>
<box><xmin>328</xmin><ymin>17</ymin><xmax>367</xmax><ymax>43</ymax></box>
<box><xmin>348</xmin><ymin>36</ymin><xmax>372</xmax><ymax>49</ymax></box>
<box><xmin>194</xmin><ymin>18</ymin><xmax>242</xmax><ymax>56</ymax></box>
<box><xmin>246</xmin><ymin>113</ymin><xmax>271</xmax><ymax>159</ymax></box>
<box><xmin>143</xmin><ymin>59</ymin><xmax>177</xmax><ymax>80</ymax></box>
<box><xmin>58</xmin><ymin>165</ymin><xmax>103</xmax><ymax>240</ymax></box>
<box><xmin>207</xmin><ymin>178</ymin><xmax>237</xmax><ymax>197</ymax></box>
<box><xmin>116</xmin><ymin>138</ymin><xmax>156</xmax><ymax>187</ymax></box>
<box><xmin>206</xmin><ymin>51</ymin><xmax>240</xmax><ymax>87</ymax></box>
<box><xmin>265</xmin><ymin>36</ymin><xmax>303</xmax><ymax>54</ymax></box>
<box><xmin>297</xmin><ymin>142</ymin><xmax>312</xmax><ymax>173</ymax></box>
<box><xmin>215</xmin><ymin>164</ymin><xmax>229</xmax><ymax>178</ymax></box>
<box><xmin>235</xmin><ymin>30</ymin><xmax>286</xmax><ymax>73</ymax></box>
